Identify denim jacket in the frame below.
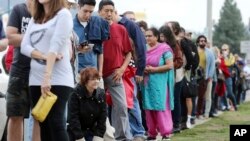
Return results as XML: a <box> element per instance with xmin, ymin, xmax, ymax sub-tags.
<box><xmin>204</xmin><ymin>47</ymin><xmax>215</xmax><ymax>79</ymax></box>
<box><xmin>73</xmin><ymin>15</ymin><xmax>109</xmax><ymax>72</ymax></box>
<box><xmin>118</xmin><ymin>17</ymin><xmax>146</xmax><ymax>76</ymax></box>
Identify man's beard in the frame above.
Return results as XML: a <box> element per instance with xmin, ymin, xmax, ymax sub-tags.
<box><xmin>199</xmin><ymin>45</ymin><xmax>206</xmax><ymax>48</ymax></box>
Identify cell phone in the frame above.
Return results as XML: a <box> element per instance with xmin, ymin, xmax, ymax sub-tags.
<box><xmin>88</xmin><ymin>43</ymin><xmax>94</xmax><ymax>49</ymax></box>
<box><xmin>80</xmin><ymin>41</ymin><xmax>88</xmax><ymax>47</ymax></box>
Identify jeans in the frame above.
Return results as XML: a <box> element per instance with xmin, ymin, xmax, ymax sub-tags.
<box><xmin>128</xmin><ymin>78</ymin><xmax>145</xmax><ymax>137</ymax></box>
<box><xmin>204</xmin><ymin>80</ymin><xmax>212</xmax><ymax>117</ymax></box>
<box><xmin>30</xmin><ymin>86</ymin><xmax>72</xmax><ymax>141</ymax></box>
<box><xmin>191</xmin><ymin>96</ymin><xmax>197</xmax><ymax>117</ymax></box>
<box><xmin>197</xmin><ymin>79</ymin><xmax>208</xmax><ymax>116</ymax></box>
<box><xmin>172</xmin><ymin>79</ymin><xmax>184</xmax><ymax>128</ymax></box>
<box><xmin>24</xmin><ymin>113</ymin><xmax>34</xmax><ymax>141</ymax></box>
<box><xmin>222</xmin><ymin>78</ymin><xmax>237</xmax><ymax>109</ymax></box>
<box><xmin>210</xmin><ymin>81</ymin><xmax>217</xmax><ymax>115</ymax></box>
<box><xmin>84</xmin><ymin>131</ymin><xmax>94</xmax><ymax>141</ymax></box>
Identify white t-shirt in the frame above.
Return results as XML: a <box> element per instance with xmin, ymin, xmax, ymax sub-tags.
<box><xmin>175</xmin><ymin>54</ymin><xmax>187</xmax><ymax>83</ymax></box>
<box><xmin>21</xmin><ymin>8</ymin><xmax>74</xmax><ymax>87</ymax></box>
<box><xmin>80</xmin><ymin>21</ymin><xmax>88</xmax><ymax>27</ymax></box>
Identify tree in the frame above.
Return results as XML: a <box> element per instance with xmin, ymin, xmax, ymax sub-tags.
<box><xmin>213</xmin><ymin>0</ymin><xmax>246</xmax><ymax>54</ymax></box>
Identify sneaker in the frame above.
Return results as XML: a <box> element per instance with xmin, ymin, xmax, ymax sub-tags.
<box><xmin>186</xmin><ymin>120</ymin><xmax>192</xmax><ymax>129</ymax></box>
<box><xmin>162</xmin><ymin>136</ymin><xmax>171</xmax><ymax>141</ymax></box>
<box><xmin>197</xmin><ymin>115</ymin><xmax>204</xmax><ymax>120</ymax></box>
<box><xmin>173</xmin><ymin>127</ymin><xmax>181</xmax><ymax>133</ymax></box>
<box><xmin>146</xmin><ymin>137</ymin><xmax>156</xmax><ymax>141</ymax></box>
<box><xmin>190</xmin><ymin>118</ymin><xmax>195</xmax><ymax>125</ymax></box>
<box><xmin>209</xmin><ymin>113</ymin><xmax>219</xmax><ymax>118</ymax></box>
<box><xmin>203</xmin><ymin>115</ymin><xmax>210</xmax><ymax>119</ymax></box>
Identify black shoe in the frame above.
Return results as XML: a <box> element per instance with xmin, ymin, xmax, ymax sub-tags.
<box><xmin>0</xmin><ymin>91</ymin><xmax>6</xmax><ymax>98</ymax></box>
<box><xmin>162</xmin><ymin>136</ymin><xmax>171</xmax><ymax>141</ymax></box>
<box><xmin>209</xmin><ymin>113</ymin><xmax>219</xmax><ymax>118</ymax></box>
<box><xmin>146</xmin><ymin>137</ymin><xmax>156</xmax><ymax>141</ymax></box>
<box><xmin>173</xmin><ymin>127</ymin><xmax>181</xmax><ymax>133</ymax></box>
<box><xmin>235</xmin><ymin>106</ymin><xmax>238</xmax><ymax>111</ymax></box>
<box><xmin>190</xmin><ymin>118</ymin><xmax>195</xmax><ymax>125</ymax></box>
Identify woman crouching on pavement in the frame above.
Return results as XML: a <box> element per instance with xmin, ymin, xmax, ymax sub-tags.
<box><xmin>68</xmin><ymin>67</ymin><xmax>107</xmax><ymax>141</ymax></box>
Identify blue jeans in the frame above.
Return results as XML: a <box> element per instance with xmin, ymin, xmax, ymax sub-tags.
<box><xmin>129</xmin><ymin>78</ymin><xmax>145</xmax><ymax>137</ymax></box>
<box><xmin>84</xmin><ymin>131</ymin><xmax>94</xmax><ymax>141</ymax></box>
<box><xmin>24</xmin><ymin>113</ymin><xmax>34</xmax><ymax>141</ymax></box>
<box><xmin>172</xmin><ymin>79</ymin><xmax>184</xmax><ymax>128</ymax></box>
<box><xmin>222</xmin><ymin>78</ymin><xmax>237</xmax><ymax>109</ymax></box>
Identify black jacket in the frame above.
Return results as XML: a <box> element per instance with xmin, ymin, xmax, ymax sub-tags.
<box><xmin>67</xmin><ymin>84</ymin><xmax>107</xmax><ymax>140</ymax></box>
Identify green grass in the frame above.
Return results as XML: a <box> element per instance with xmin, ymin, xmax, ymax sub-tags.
<box><xmin>171</xmin><ymin>102</ymin><xmax>250</xmax><ymax>141</ymax></box>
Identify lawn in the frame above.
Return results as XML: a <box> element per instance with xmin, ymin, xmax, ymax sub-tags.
<box><xmin>171</xmin><ymin>101</ymin><xmax>250</xmax><ymax>141</ymax></box>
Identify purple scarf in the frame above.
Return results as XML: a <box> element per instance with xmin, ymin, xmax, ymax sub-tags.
<box><xmin>146</xmin><ymin>43</ymin><xmax>173</xmax><ymax>67</ymax></box>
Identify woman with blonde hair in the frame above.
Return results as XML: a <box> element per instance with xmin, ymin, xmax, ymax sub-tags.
<box><xmin>21</xmin><ymin>0</ymin><xmax>74</xmax><ymax>140</ymax></box>
<box><xmin>221</xmin><ymin>44</ymin><xmax>238</xmax><ymax>111</ymax></box>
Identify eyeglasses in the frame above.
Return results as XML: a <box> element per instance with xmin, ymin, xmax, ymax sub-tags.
<box><xmin>222</xmin><ymin>49</ymin><xmax>228</xmax><ymax>51</ymax></box>
<box><xmin>145</xmin><ymin>35</ymin><xmax>153</xmax><ymax>38</ymax></box>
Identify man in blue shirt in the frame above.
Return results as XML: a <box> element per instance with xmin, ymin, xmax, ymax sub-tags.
<box><xmin>73</xmin><ymin>0</ymin><xmax>109</xmax><ymax>76</ymax></box>
<box><xmin>114</xmin><ymin>10</ymin><xmax>147</xmax><ymax>141</ymax></box>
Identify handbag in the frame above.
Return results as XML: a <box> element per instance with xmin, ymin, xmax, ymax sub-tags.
<box><xmin>183</xmin><ymin>76</ymin><xmax>198</xmax><ymax>98</ymax></box>
<box><xmin>31</xmin><ymin>91</ymin><xmax>57</xmax><ymax>122</ymax></box>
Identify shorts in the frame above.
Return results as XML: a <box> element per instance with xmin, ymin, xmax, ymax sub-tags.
<box><xmin>6</xmin><ymin>76</ymin><xmax>30</xmax><ymax>118</ymax></box>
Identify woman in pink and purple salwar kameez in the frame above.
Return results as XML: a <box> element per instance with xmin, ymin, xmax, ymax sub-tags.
<box><xmin>142</xmin><ymin>28</ymin><xmax>175</xmax><ymax>140</ymax></box>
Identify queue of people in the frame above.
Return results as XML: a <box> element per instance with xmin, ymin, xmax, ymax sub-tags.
<box><xmin>0</xmin><ymin>0</ymin><xmax>250</xmax><ymax>141</ymax></box>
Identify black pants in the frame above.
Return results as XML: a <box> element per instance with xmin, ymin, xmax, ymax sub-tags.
<box><xmin>30</xmin><ymin>86</ymin><xmax>72</xmax><ymax>141</ymax></box>
<box><xmin>210</xmin><ymin>81</ymin><xmax>217</xmax><ymax>115</ymax></box>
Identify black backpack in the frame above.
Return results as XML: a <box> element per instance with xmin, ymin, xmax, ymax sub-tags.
<box><xmin>180</xmin><ymin>38</ymin><xmax>199</xmax><ymax>74</ymax></box>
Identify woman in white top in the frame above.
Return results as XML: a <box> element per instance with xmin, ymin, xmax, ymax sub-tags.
<box><xmin>21</xmin><ymin>0</ymin><xmax>74</xmax><ymax>140</ymax></box>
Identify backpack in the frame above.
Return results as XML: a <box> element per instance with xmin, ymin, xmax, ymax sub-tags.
<box><xmin>173</xmin><ymin>41</ymin><xmax>184</xmax><ymax>69</ymax></box>
<box><xmin>180</xmin><ymin>38</ymin><xmax>199</xmax><ymax>73</ymax></box>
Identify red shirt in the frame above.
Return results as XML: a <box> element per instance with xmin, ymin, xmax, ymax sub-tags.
<box><xmin>103</xmin><ymin>23</ymin><xmax>132</xmax><ymax>78</ymax></box>
<box><xmin>220</xmin><ymin>57</ymin><xmax>230</xmax><ymax>78</ymax></box>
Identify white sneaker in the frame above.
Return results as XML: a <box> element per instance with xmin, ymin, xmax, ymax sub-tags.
<box><xmin>186</xmin><ymin>120</ymin><xmax>192</xmax><ymax>129</ymax></box>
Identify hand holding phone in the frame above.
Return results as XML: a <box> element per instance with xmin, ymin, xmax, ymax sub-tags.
<box><xmin>78</xmin><ymin>41</ymin><xmax>88</xmax><ymax>49</ymax></box>
<box><xmin>80</xmin><ymin>41</ymin><xmax>88</xmax><ymax>47</ymax></box>
<box><xmin>78</xmin><ymin>41</ymin><xmax>93</xmax><ymax>53</ymax></box>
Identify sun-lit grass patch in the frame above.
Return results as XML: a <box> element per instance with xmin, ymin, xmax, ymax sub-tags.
<box><xmin>171</xmin><ymin>102</ymin><xmax>250</xmax><ymax>141</ymax></box>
